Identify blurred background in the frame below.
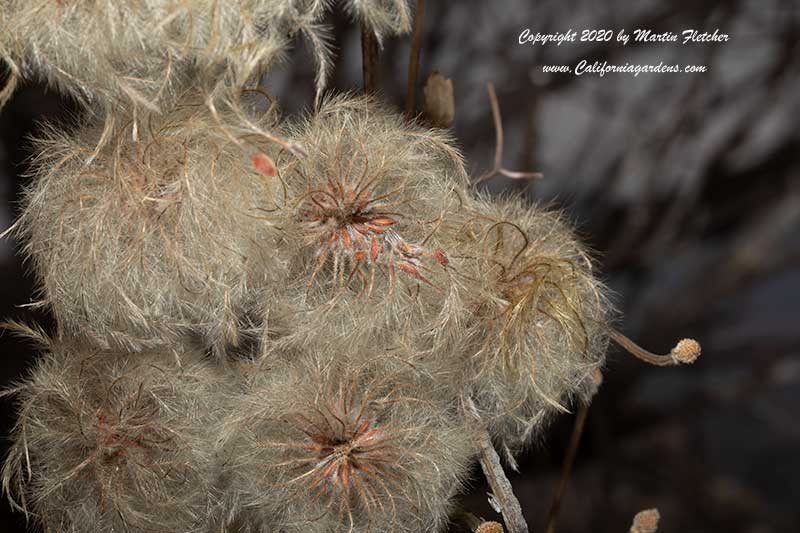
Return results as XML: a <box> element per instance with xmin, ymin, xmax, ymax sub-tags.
<box><xmin>2</xmin><ymin>0</ymin><xmax>799</xmax><ymax>531</ymax></box>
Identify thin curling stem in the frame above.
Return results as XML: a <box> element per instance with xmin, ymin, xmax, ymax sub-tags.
<box><xmin>475</xmin><ymin>84</ymin><xmax>543</xmax><ymax>184</ymax></box>
<box><xmin>608</xmin><ymin>328</ymin><xmax>701</xmax><ymax>366</ymax></box>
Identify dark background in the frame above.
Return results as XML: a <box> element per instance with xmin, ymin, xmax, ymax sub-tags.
<box><xmin>2</xmin><ymin>1</ymin><xmax>799</xmax><ymax>531</ymax></box>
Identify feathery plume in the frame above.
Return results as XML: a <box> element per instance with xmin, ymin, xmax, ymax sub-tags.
<box><xmin>341</xmin><ymin>0</ymin><xmax>413</xmax><ymax>44</ymax></box>
<box><xmin>15</xmin><ymin>91</ymin><xmax>286</xmax><ymax>355</ymax></box>
<box><xmin>260</xmin><ymin>94</ymin><xmax>468</xmax><ymax>350</ymax></box>
<box><xmin>1</xmin><ymin>337</ymin><xmax>226</xmax><ymax>532</ymax></box>
<box><xmin>440</xmin><ymin>193</ymin><xmax>612</xmax><ymax>451</ymax></box>
<box><xmin>221</xmin><ymin>347</ymin><xmax>475</xmax><ymax>532</ymax></box>
<box><xmin>0</xmin><ymin>0</ymin><xmax>331</xmax><ymax>114</ymax></box>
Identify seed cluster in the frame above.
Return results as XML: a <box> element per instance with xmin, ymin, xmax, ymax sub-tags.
<box><xmin>220</xmin><ymin>353</ymin><xmax>474</xmax><ymax>532</ymax></box>
<box><xmin>14</xmin><ymin>95</ymin><xmax>285</xmax><ymax>354</ymax></box>
<box><xmin>296</xmin><ymin>164</ymin><xmax>450</xmax><ymax>292</ymax></box>
<box><xmin>0</xmin><ymin>0</ymin><xmax>332</xmax><ymax>116</ymax></box>
<box><xmin>0</xmin><ymin>3</ymin><xmax>623</xmax><ymax>532</ymax></box>
<box><xmin>4</xmin><ymin>95</ymin><xmax>613</xmax><ymax>532</ymax></box>
<box><xmin>1</xmin><ymin>338</ymin><xmax>221</xmax><ymax>532</ymax></box>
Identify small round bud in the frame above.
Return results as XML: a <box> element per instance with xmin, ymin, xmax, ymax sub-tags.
<box><xmin>476</xmin><ymin>521</ymin><xmax>505</xmax><ymax>533</ymax></box>
<box><xmin>630</xmin><ymin>508</ymin><xmax>660</xmax><ymax>533</ymax></box>
<box><xmin>671</xmin><ymin>338</ymin><xmax>701</xmax><ymax>364</ymax></box>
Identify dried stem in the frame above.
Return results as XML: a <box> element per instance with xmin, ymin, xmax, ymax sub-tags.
<box><xmin>544</xmin><ymin>403</ymin><xmax>589</xmax><ymax>533</ymax></box>
<box><xmin>607</xmin><ymin>328</ymin><xmax>701</xmax><ymax>366</ymax></box>
<box><xmin>361</xmin><ymin>26</ymin><xmax>380</xmax><ymax>93</ymax></box>
<box><xmin>466</xmin><ymin>397</ymin><xmax>528</xmax><ymax>533</ymax></box>
<box><xmin>475</xmin><ymin>83</ymin><xmax>543</xmax><ymax>185</ymax></box>
<box><xmin>405</xmin><ymin>0</ymin><xmax>425</xmax><ymax>116</ymax></box>
<box><xmin>476</xmin><ymin>427</ymin><xmax>528</xmax><ymax>533</ymax></box>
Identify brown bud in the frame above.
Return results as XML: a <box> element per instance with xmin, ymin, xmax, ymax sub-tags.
<box><xmin>476</xmin><ymin>521</ymin><xmax>505</xmax><ymax>533</ymax></box>
<box><xmin>424</xmin><ymin>71</ymin><xmax>455</xmax><ymax>128</ymax></box>
<box><xmin>630</xmin><ymin>508</ymin><xmax>660</xmax><ymax>533</ymax></box>
<box><xmin>671</xmin><ymin>338</ymin><xmax>701</xmax><ymax>364</ymax></box>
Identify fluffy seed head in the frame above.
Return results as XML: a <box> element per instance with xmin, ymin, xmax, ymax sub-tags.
<box><xmin>340</xmin><ymin>0</ymin><xmax>412</xmax><ymax>43</ymax></box>
<box><xmin>223</xmin><ymin>349</ymin><xmax>475</xmax><ymax>532</ymax></box>
<box><xmin>264</xmin><ymin>94</ymin><xmax>467</xmax><ymax>348</ymax></box>
<box><xmin>0</xmin><ymin>0</ymin><xmax>331</xmax><ymax>113</ymax></box>
<box><xmin>255</xmin><ymin>96</ymin><xmax>612</xmax><ymax>457</ymax></box>
<box><xmin>1</xmin><ymin>337</ymin><xmax>225</xmax><ymax>532</ymax></box>
<box><xmin>16</xmin><ymin>93</ymin><xmax>285</xmax><ymax>354</ymax></box>
<box><xmin>439</xmin><ymin>194</ymin><xmax>612</xmax><ymax>450</ymax></box>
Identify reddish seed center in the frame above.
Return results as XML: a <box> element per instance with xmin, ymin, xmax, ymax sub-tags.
<box><xmin>331</xmin><ymin>441</ymin><xmax>356</xmax><ymax>459</ymax></box>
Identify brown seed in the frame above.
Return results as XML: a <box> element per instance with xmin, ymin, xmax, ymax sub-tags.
<box><xmin>432</xmin><ymin>248</ymin><xmax>449</xmax><ymax>267</ymax></box>
<box><xmin>352</xmin><ymin>223</ymin><xmax>370</xmax><ymax>235</ymax></box>
<box><xmin>370</xmin><ymin>237</ymin><xmax>382</xmax><ymax>261</ymax></box>
<box><xmin>369</xmin><ymin>216</ymin><xmax>396</xmax><ymax>226</ymax></box>
<box><xmin>341</xmin><ymin>228</ymin><xmax>353</xmax><ymax>248</ymax></box>
<box><xmin>251</xmin><ymin>152</ymin><xmax>277</xmax><ymax>177</ymax></box>
<box><xmin>364</xmin><ymin>222</ymin><xmax>388</xmax><ymax>234</ymax></box>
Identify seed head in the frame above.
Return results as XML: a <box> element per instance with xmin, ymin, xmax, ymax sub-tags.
<box><xmin>15</xmin><ymin>92</ymin><xmax>285</xmax><ymax>355</ymax></box>
<box><xmin>671</xmin><ymin>338</ymin><xmax>701</xmax><ymax>364</ymax></box>
<box><xmin>436</xmin><ymin>193</ymin><xmax>612</xmax><ymax>450</ymax></box>
<box><xmin>1</xmin><ymin>338</ymin><xmax>223</xmax><ymax>532</ymax></box>
<box><xmin>223</xmin><ymin>349</ymin><xmax>475</xmax><ymax>532</ymax></box>
<box><xmin>0</xmin><ymin>0</ymin><xmax>330</xmax><ymax>114</ymax></box>
<box><xmin>264</xmin><ymin>94</ymin><xmax>467</xmax><ymax>349</ymax></box>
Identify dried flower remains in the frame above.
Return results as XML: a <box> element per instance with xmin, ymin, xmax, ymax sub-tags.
<box><xmin>15</xmin><ymin>93</ymin><xmax>286</xmax><ymax>355</ymax></box>
<box><xmin>0</xmin><ymin>0</ymin><xmax>332</xmax><ymax>114</ymax></box>
<box><xmin>221</xmin><ymin>349</ymin><xmax>474</xmax><ymax>532</ymax></box>
<box><xmin>1</xmin><ymin>332</ymin><xmax>225</xmax><ymax>532</ymax></box>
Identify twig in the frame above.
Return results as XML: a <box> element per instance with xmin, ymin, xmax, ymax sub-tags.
<box><xmin>474</xmin><ymin>83</ymin><xmax>543</xmax><ymax>185</ymax></box>
<box><xmin>405</xmin><ymin>0</ymin><xmax>425</xmax><ymax>116</ymax></box>
<box><xmin>607</xmin><ymin>328</ymin><xmax>701</xmax><ymax>366</ymax></box>
<box><xmin>361</xmin><ymin>27</ymin><xmax>379</xmax><ymax>93</ymax></box>
<box><xmin>544</xmin><ymin>403</ymin><xmax>589</xmax><ymax>533</ymax></box>
<box><xmin>466</xmin><ymin>397</ymin><xmax>528</xmax><ymax>533</ymax></box>
<box><xmin>476</xmin><ymin>427</ymin><xmax>528</xmax><ymax>533</ymax></box>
